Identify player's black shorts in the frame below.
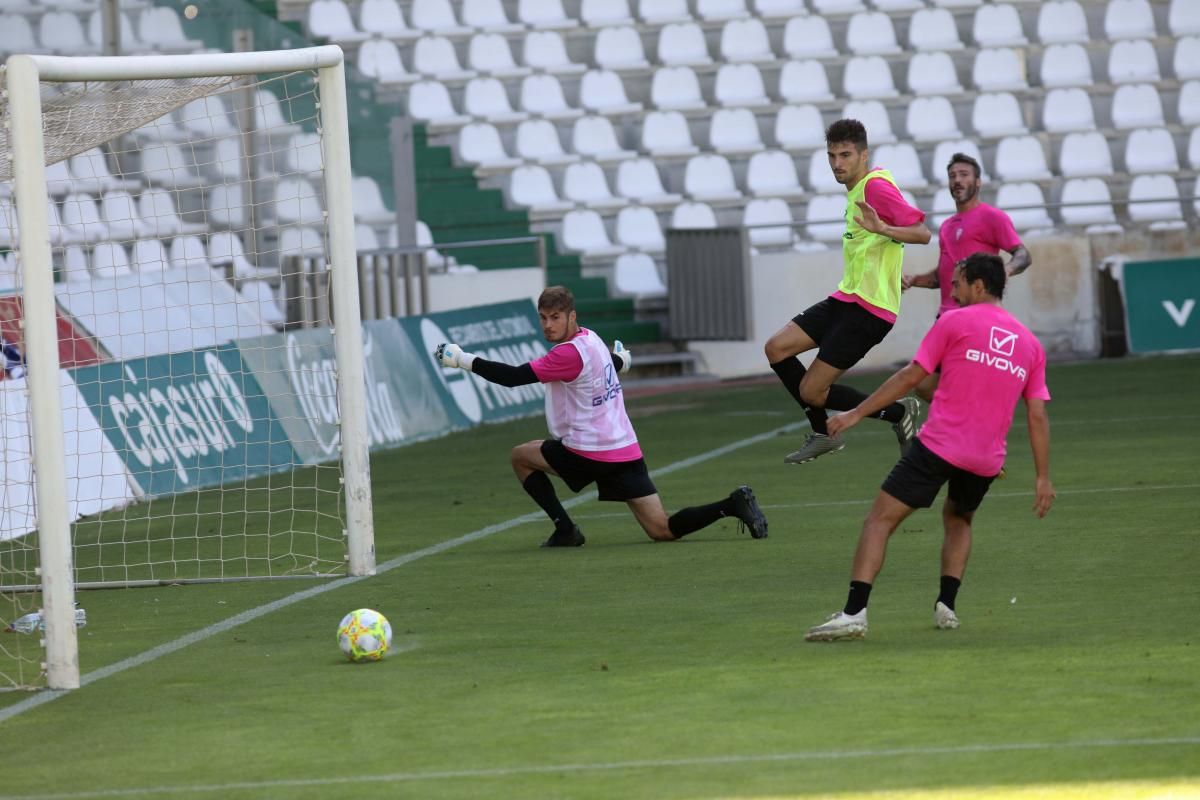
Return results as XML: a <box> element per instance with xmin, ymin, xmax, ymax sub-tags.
<box><xmin>792</xmin><ymin>297</ymin><xmax>894</xmax><ymax>370</ymax></box>
<box><xmin>881</xmin><ymin>437</ymin><xmax>997</xmax><ymax>513</ymax></box>
<box><xmin>541</xmin><ymin>439</ymin><xmax>657</xmax><ymax>501</ymax></box>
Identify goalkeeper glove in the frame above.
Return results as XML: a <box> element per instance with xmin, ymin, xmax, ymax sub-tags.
<box><xmin>613</xmin><ymin>340</ymin><xmax>632</xmax><ymax>374</ymax></box>
<box><xmin>433</xmin><ymin>342</ymin><xmax>476</xmax><ymax>370</ymax></box>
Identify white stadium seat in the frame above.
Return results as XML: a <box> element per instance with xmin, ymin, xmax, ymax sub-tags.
<box><xmin>463</xmin><ymin>77</ymin><xmax>528</xmax><ymax>124</ymax></box>
<box><xmin>931</xmin><ymin>140</ymin><xmax>988</xmax><ymax>185</ymax></box>
<box><xmin>684</xmin><ymin>154</ymin><xmax>743</xmax><ymax>202</ymax></box>
<box><xmin>563</xmin><ymin>162</ymin><xmax>625</xmax><ymax>211</ymax></box>
<box><xmin>1111</xmin><ymin>84</ymin><xmax>1165</xmax><ymax>128</ymax></box>
<box><xmin>971</xmin><ymin>92</ymin><xmax>1028</xmax><ymax>137</ymax></box>
<box><xmin>517</xmin><ymin>0</ymin><xmax>578</xmax><ymax>29</ymax></box>
<box><xmin>710</xmin><ymin>107</ymin><xmax>765</xmax><ymax>154</ymax></box>
<box><xmin>640</xmin><ymin>0</ymin><xmax>692</xmax><ymax>24</ymax></box>
<box><xmin>170</xmin><ymin>235</ymin><xmax>212</xmax><ymax>271</ymax></box>
<box><xmin>410</xmin><ymin>0</ymin><xmax>471</xmax><ymax>34</ymax></box>
<box><xmin>744</xmin><ymin>198</ymin><xmax>795</xmax><ymax>248</ymax></box>
<box><xmin>406</xmin><ymin>80</ymin><xmax>470</xmax><ymax>125</ymax></box>
<box><xmin>519</xmin><ymin>75</ymin><xmax>582</xmax><ymax>120</ymax></box>
<box><xmin>139</xmin><ymin>188</ymin><xmax>206</xmax><ymax>237</ymax></box>
<box><xmin>458</xmin><ymin>123</ymin><xmax>521</xmax><ymax>169</ymax></box>
<box><xmin>359</xmin><ymin>0</ymin><xmax>419</xmax><ymax>38</ymax></box>
<box><xmin>929</xmin><ymin>189</ymin><xmax>958</xmax><ymax>228</ymax></box>
<box><xmin>671</xmin><ymin>201</ymin><xmax>718</xmax><ymax>229</ymax></box>
<box><xmin>807</xmin><ymin>150</ymin><xmax>843</xmax><ymax>194</ymax></box>
<box><xmin>805</xmin><ymin>194</ymin><xmax>847</xmax><ymax>242</ymax></box>
<box><xmin>613</xmin><ymin>253</ymin><xmax>667</xmax><ymax>299</ymax></box>
<box><xmin>307</xmin><ymin>0</ymin><xmax>369</xmax><ymax>42</ymax></box>
<box><xmin>101</xmin><ymin>190</ymin><xmax>153</xmax><ymax>240</ymax></box>
<box><xmin>271</xmin><ymin>178</ymin><xmax>323</xmax><ymax>226</ymax></box>
<box><xmin>1127</xmin><ymin>174</ymin><xmax>1183</xmax><ymax>225</ymax></box>
<box><xmin>714</xmin><ymin>63</ymin><xmax>769</xmax><ymax>107</ymax></box>
<box><xmin>842</xmin><ymin>99</ymin><xmax>897</xmax><ymax>143</ymax></box>
<box><xmin>846</xmin><ymin>11</ymin><xmax>900</xmax><ymax>55</ymax></box>
<box><xmin>209</xmin><ymin>232</ymin><xmax>265</xmax><ymax>279</ymax></box>
<box><xmin>973</xmin><ymin>4</ymin><xmax>1028</xmax><ymax>47</ymax></box>
<box><xmin>755</xmin><ymin>0</ymin><xmax>805</xmax><ymax>18</ymax></box>
<box><xmin>813</xmin><ymin>0</ymin><xmax>865</xmax><ymax>11</ymax></box>
<box><xmin>580</xmin><ymin>69</ymin><xmax>643</xmax><ymax>115</ymax></box>
<box><xmin>783</xmin><ymin>16</ymin><xmax>838</xmax><ymax>59</ymax></box>
<box><xmin>873</xmin><ymin>143</ymin><xmax>928</xmax><ymax>188</ymax></box>
<box><xmin>561</xmin><ymin>210</ymin><xmax>626</xmax><ymax>257</ymax></box>
<box><xmin>69</xmin><ymin>148</ymin><xmax>137</xmax><ymax>194</ymax></box>
<box><xmin>616</xmin><ymin>206</ymin><xmax>666</xmax><ymax>253</ymax></box>
<box><xmin>357</xmin><ymin>40</ymin><xmax>417</xmax><ymax>85</ymax></box>
<box><xmin>1108</xmin><ymin>39</ymin><xmax>1161</xmax><ymax>84</ymax></box>
<box><xmin>995</xmin><ymin>182</ymin><xmax>1054</xmax><ymax>231</ymax></box>
<box><xmin>1187</xmin><ymin>128</ymin><xmax>1200</xmax><ymax>169</ymax></box>
<box><xmin>1040</xmin><ymin>44</ymin><xmax>1094</xmax><ymax>88</ymax></box>
<box><xmin>509</xmin><ymin>166</ymin><xmax>574</xmax><ymax>213</ymax></box>
<box><xmin>1042</xmin><ymin>88</ymin><xmax>1097</xmax><ymax>133</ymax></box>
<box><xmin>1036</xmin><ymin>1</ymin><xmax>1089</xmax><ymax>44</ymax></box>
<box><xmin>1104</xmin><ymin>0</ymin><xmax>1156</xmax><ymax>40</ymax></box>
<box><xmin>572</xmin><ymin>116</ymin><xmax>637</xmax><ymax>162</ymax></box>
<box><xmin>843</xmin><ymin>56</ymin><xmax>898</xmax><ymax>99</ymax></box>
<box><xmin>747</xmin><ymin>150</ymin><xmax>805</xmax><ymax>199</ymax></box>
<box><xmin>523</xmin><ymin>31</ymin><xmax>585</xmax><ymax>74</ymax></box>
<box><xmin>41</xmin><ymin>10</ymin><xmax>99</xmax><ymax>55</ymax></box>
<box><xmin>698</xmin><ymin>0</ymin><xmax>749</xmax><ymax>21</ymax></box>
<box><xmin>973</xmin><ymin>48</ymin><xmax>1028</xmax><ymax>92</ymax></box>
<box><xmin>616</xmin><ymin>159</ymin><xmax>683</xmax><ymax>207</ymax></box>
<box><xmin>906</xmin><ymin>96</ymin><xmax>963</xmax><ymax>142</ymax></box>
<box><xmin>1169</xmin><ymin>0</ymin><xmax>1200</xmax><ymax>36</ymax></box>
<box><xmin>583</xmin><ymin>0</ymin><xmax>635</xmax><ymax>27</ymax></box>
<box><xmin>1175</xmin><ymin>37</ymin><xmax>1200</xmax><ymax>81</ymax></box>
<box><xmin>720</xmin><ymin>18</ymin><xmax>773</xmax><ymax>63</ymax></box>
<box><xmin>414</xmin><ymin>36</ymin><xmax>475</xmax><ymax>81</ymax></box>
<box><xmin>352</xmin><ymin>177</ymin><xmax>395</xmax><ymax>226</ymax></box>
<box><xmin>463</xmin><ymin>0</ymin><xmax>523</xmax><ymax>32</ymax></box>
<box><xmin>908</xmin><ymin>51</ymin><xmax>963</xmax><ymax>96</ymax></box>
<box><xmin>995</xmin><ymin>135</ymin><xmax>1052</xmax><ymax>182</ymax></box>
<box><xmin>1178</xmin><ymin>81</ymin><xmax>1200</xmax><ymax>125</ymax></box>
<box><xmin>658</xmin><ymin>22</ymin><xmax>713</xmax><ymax>66</ymax></box>
<box><xmin>1059</xmin><ymin>178</ymin><xmax>1118</xmax><ymax>227</ymax></box>
<box><xmin>909</xmin><ymin>8</ymin><xmax>964</xmax><ymax>51</ymax></box>
<box><xmin>90</xmin><ymin>242</ymin><xmax>132</xmax><ymax>280</ymax></box>
<box><xmin>595</xmin><ymin>26</ymin><xmax>651</xmax><ymax>71</ymax></box>
<box><xmin>650</xmin><ymin>66</ymin><xmax>706</xmax><ymax>111</ymax></box>
<box><xmin>779</xmin><ymin>60</ymin><xmax>835</xmax><ymax>103</ymax></box>
<box><xmin>516</xmin><ymin>119</ymin><xmax>581</xmax><ymax>165</ymax></box>
<box><xmin>775</xmin><ymin>105</ymin><xmax>827</xmax><ymax>151</ymax></box>
<box><xmin>1058</xmin><ymin>131</ymin><xmax>1115</xmax><ymax>178</ymax></box>
<box><xmin>1124</xmin><ymin>128</ymin><xmax>1180</xmax><ymax>174</ymax></box>
<box><xmin>468</xmin><ymin>33</ymin><xmax>530</xmax><ymax>78</ymax></box>
<box><xmin>139</xmin><ymin>7</ymin><xmax>203</xmax><ymax>51</ymax></box>
<box><xmin>642</xmin><ymin>110</ymin><xmax>700</xmax><ymax>157</ymax></box>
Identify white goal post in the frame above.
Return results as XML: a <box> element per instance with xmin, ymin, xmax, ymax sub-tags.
<box><xmin>3</xmin><ymin>47</ymin><xmax>375</xmax><ymax>690</ymax></box>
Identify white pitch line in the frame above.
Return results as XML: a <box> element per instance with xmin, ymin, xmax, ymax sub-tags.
<box><xmin>0</xmin><ymin>420</ymin><xmax>809</xmax><ymax>724</ymax></box>
<box><xmin>1</xmin><ymin>736</ymin><xmax>1197</xmax><ymax>799</ymax></box>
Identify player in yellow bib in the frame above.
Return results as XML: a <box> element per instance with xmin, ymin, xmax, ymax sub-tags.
<box><xmin>765</xmin><ymin>119</ymin><xmax>931</xmax><ymax>465</ymax></box>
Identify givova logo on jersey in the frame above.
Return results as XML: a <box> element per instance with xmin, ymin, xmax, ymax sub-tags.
<box><xmin>592</xmin><ymin>362</ymin><xmax>622</xmax><ymax>407</ymax></box>
<box><xmin>965</xmin><ymin>325</ymin><xmax>1027</xmax><ymax>380</ymax></box>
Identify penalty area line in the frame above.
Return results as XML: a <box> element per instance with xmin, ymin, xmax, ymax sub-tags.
<box><xmin>0</xmin><ymin>420</ymin><xmax>807</xmax><ymax>724</ymax></box>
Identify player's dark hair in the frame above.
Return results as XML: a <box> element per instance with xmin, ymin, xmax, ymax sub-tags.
<box><xmin>958</xmin><ymin>253</ymin><xmax>1006</xmax><ymax>300</ymax></box>
<box><xmin>947</xmin><ymin>152</ymin><xmax>981</xmax><ymax>179</ymax></box>
<box><xmin>538</xmin><ymin>285</ymin><xmax>575</xmax><ymax>314</ymax></box>
<box><xmin>825</xmin><ymin>118</ymin><xmax>868</xmax><ymax>150</ymax></box>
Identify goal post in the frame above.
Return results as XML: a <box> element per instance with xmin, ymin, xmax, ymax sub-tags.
<box><xmin>2</xmin><ymin>46</ymin><xmax>375</xmax><ymax>691</ymax></box>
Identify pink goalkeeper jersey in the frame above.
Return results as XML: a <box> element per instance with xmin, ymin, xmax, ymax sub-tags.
<box><xmin>529</xmin><ymin>328</ymin><xmax>642</xmax><ymax>462</ymax></box>
<box><xmin>936</xmin><ymin>203</ymin><xmax>1022</xmax><ymax>315</ymax></box>
<box><xmin>913</xmin><ymin>303</ymin><xmax>1050</xmax><ymax>476</ymax></box>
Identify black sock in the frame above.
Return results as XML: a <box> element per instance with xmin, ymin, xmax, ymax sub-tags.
<box><xmin>825</xmin><ymin>384</ymin><xmax>905</xmax><ymax>423</ymax></box>
<box><xmin>667</xmin><ymin>497</ymin><xmax>734</xmax><ymax>539</ymax></box>
<box><xmin>522</xmin><ymin>472</ymin><xmax>573</xmax><ymax>532</ymax></box>
<box><xmin>937</xmin><ymin>575</ymin><xmax>961</xmax><ymax>611</ymax></box>
<box><xmin>844</xmin><ymin>580</ymin><xmax>873</xmax><ymax>615</ymax></box>
<box><xmin>770</xmin><ymin>357</ymin><xmax>808</xmax><ymax>408</ymax></box>
<box><xmin>807</xmin><ymin>406</ymin><xmax>829</xmax><ymax>435</ymax></box>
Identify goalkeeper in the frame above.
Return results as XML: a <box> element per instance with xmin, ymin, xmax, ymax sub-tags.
<box><xmin>434</xmin><ymin>286</ymin><xmax>768</xmax><ymax>547</ymax></box>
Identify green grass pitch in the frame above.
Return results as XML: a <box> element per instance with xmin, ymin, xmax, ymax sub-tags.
<box><xmin>0</xmin><ymin>355</ymin><xmax>1197</xmax><ymax>799</ymax></box>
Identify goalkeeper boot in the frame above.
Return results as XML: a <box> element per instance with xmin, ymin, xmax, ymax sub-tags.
<box><xmin>934</xmin><ymin>601</ymin><xmax>960</xmax><ymax>630</ymax></box>
<box><xmin>804</xmin><ymin>609</ymin><xmax>868</xmax><ymax>642</ymax></box>
<box><xmin>892</xmin><ymin>396</ymin><xmax>921</xmax><ymax>455</ymax></box>
<box><xmin>729</xmin><ymin>485</ymin><xmax>768</xmax><ymax>539</ymax></box>
<box><xmin>784</xmin><ymin>433</ymin><xmax>845</xmax><ymax>464</ymax></box>
<box><xmin>541</xmin><ymin>525</ymin><xmax>585</xmax><ymax>548</ymax></box>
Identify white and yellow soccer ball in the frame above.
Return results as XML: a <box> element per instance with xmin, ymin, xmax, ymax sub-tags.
<box><xmin>337</xmin><ymin>608</ymin><xmax>392</xmax><ymax>662</ymax></box>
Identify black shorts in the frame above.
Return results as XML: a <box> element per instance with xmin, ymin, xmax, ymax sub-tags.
<box><xmin>881</xmin><ymin>437</ymin><xmax>997</xmax><ymax>513</ymax></box>
<box><xmin>541</xmin><ymin>440</ymin><xmax>657</xmax><ymax>502</ymax></box>
<box><xmin>793</xmin><ymin>297</ymin><xmax>894</xmax><ymax>370</ymax></box>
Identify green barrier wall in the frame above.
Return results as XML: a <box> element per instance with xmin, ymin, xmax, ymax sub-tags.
<box><xmin>1122</xmin><ymin>259</ymin><xmax>1200</xmax><ymax>354</ymax></box>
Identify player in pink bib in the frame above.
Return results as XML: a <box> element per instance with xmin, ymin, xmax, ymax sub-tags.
<box><xmin>902</xmin><ymin>152</ymin><xmax>1032</xmax><ymax>403</ymax></box>
<box><xmin>433</xmin><ymin>286</ymin><xmax>768</xmax><ymax>548</ymax></box>
<box><xmin>804</xmin><ymin>253</ymin><xmax>1056</xmax><ymax>642</ymax></box>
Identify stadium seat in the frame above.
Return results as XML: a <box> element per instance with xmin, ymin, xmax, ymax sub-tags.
<box><xmin>613</xmin><ymin>253</ymin><xmax>667</xmax><ymax>298</ymax></box>
<box><xmin>931</xmin><ymin>0</ymin><xmax>981</xmax><ymax>7</ymax></box>
<box><xmin>572</xmin><ymin>116</ymin><xmax>637</xmax><ymax>162</ymax></box>
<box><xmin>405</xmin><ymin>81</ymin><xmax>470</xmax><ymax>125</ymax></box>
<box><xmin>1124</xmin><ymin>128</ymin><xmax>1180</xmax><ymax>174</ymax></box>
<box><xmin>582</xmin><ymin>0</ymin><xmax>635</xmax><ymax>26</ymax></box>
<box><xmin>69</xmin><ymin>148</ymin><xmax>137</xmax><ymax>194</ymax></box>
<box><xmin>463</xmin><ymin>0</ymin><xmax>523</xmax><ymax>32</ymax></box>
<box><xmin>1108</xmin><ymin>39</ymin><xmax>1161</xmax><ymax>84</ymax></box>
<box><xmin>908</xmin><ymin>52</ymin><xmax>963</xmax><ymax>96</ymax></box>
<box><xmin>973</xmin><ymin>48</ymin><xmax>1028</xmax><ymax>92</ymax></box>
<box><xmin>581</xmin><ymin>70</ymin><xmax>643</xmax><ymax>115</ymax></box>
<box><xmin>971</xmin><ymin>92</ymin><xmax>1028</xmax><ymax>137</ymax></box>
<box><xmin>710</xmin><ymin>107</ymin><xmax>765</xmax><ymax>154</ymax></box>
<box><xmin>238</xmin><ymin>281</ymin><xmax>286</xmax><ymax>327</ymax></box>
<box><xmin>518</xmin><ymin>0</ymin><xmax>577</xmax><ymax>28</ymax></box>
<box><xmin>523</xmin><ymin>31</ymin><xmax>585</xmax><ymax>74</ymax></box>
<box><xmin>807</xmin><ymin>150</ymin><xmax>843</xmax><ymax>194</ymax></box>
<box><xmin>358</xmin><ymin>0</ymin><xmax>419</xmax><ymax>38</ymax></box>
<box><xmin>519</xmin><ymin>75</ymin><xmax>582</xmax><ymax>120</ymax></box>
<box><xmin>779</xmin><ymin>60</ymin><xmax>835</xmax><ymax>103</ymax></box>
<box><xmin>671</xmin><ymin>201</ymin><xmax>718</xmax><ymax>228</ymax></box>
<box><xmin>272</xmin><ymin>178</ymin><xmax>324</xmax><ymax>226</ymax></box>
<box><xmin>744</xmin><ymin>198</ymin><xmax>795</xmax><ymax>248</ymax></box>
<box><xmin>352</xmin><ymin>177</ymin><xmax>395</xmax><ymax>226</ymax></box>
<box><xmin>805</xmin><ymin>194</ymin><xmax>847</xmax><ymax>242</ymax></box>
<box><xmin>813</xmin><ymin>0</ymin><xmax>866</xmax><ymax>11</ymax></box>
<box><xmin>755</xmin><ymin>0</ymin><xmax>805</xmax><ymax>18</ymax></box>
<box><xmin>1042</xmin><ymin>88</ymin><xmax>1097</xmax><ymax>132</ymax></box>
<box><xmin>208</xmin><ymin>184</ymin><xmax>250</xmax><ymax>232</ymax></box>
<box><xmin>414</xmin><ymin>221</ymin><xmax>450</xmax><ymax>268</ymax></box>
<box><xmin>45</xmin><ymin>161</ymin><xmax>73</xmax><ymax>197</ymax></box>
<box><xmin>846</xmin><ymin>11</ymin><xmax>900</xmax><ymax>55</ymax></box>
<box><xmin>747</xmin><ymin>150</ymin><xmax>805</xmax><ymax>198</ymax></box>
<box><xmin>650</xmin><ymin>66</ymin><xmax>706</xmax><ymax>111</ymax></box>
<box><xmin>684</xmin><ymin>154</ymin><xmax>742</xmax><ymax>202</ymax></box>
<box><xmin>995</xmin><ymin>135</ymin><xmax>1052</xmax><ymax>182</ymax></box>
<box><xmin>410</xmin><ymin>0</ymin><xmax>471</xmax><ymax>34</ymax></box>
<box><xmin>1111</xmin><ymin>84</ymin><xmax>1165</xmax><ymax>128</ymax></box>
<box><xmin>516</xmin><ymin>119</ymin><xmax>581</xmax><ymax>164</ymax></box>
<box><xmin>1127</xmin><ymin>174</ymin><xmax>1183</xmax><ymax>225</ymax></box>
<box><xmin>464</xmin><ymin>78</ymin><xmax>528</xmax><ymax>124</ymax></box>
<box><xmin>775</xmin><ymin>105</ymin><xmax>827</xmax><ymax>151</ymax></box>
<box><xmin>278</xmin><ymin>226</ymin><xmax>325</xmax><ymax>258</ymax></box>
<box><xmin>639</xmin><ymin>0</ymin><xmax>692</xmax><ymax>24</ymax></box>
<box><xmin>209</xmin><ymin>232</ymin><xmax>266</xmax><ymax>279</ymax></box>
<box><xmin>616</xmin><ymin>159</ymin><xmax>683</xmax><ymax>207</ymax></box>
<box><xmin>0</xmin><ymin>15</ymin><xmax>42</xmax><ymax>57</ymax></box>
<box><xmin>458</xmin><ymin>123</ymin><xmax>521</xmax><ymax>169</ymax></box>
<box><xmin>563</xmin><ymin>162</ymin><xmax>625</xmax><ymax>210</ymax></box>
<box><xmin>101</xmin><ymin>190</ymin><xmax>153</xmax><ymax>240</ymax></box>
<box><xmin>306</xmin><ymin>0</ymin><xmax>369</xmax><ymax>43</ymax></box>
<box><xmin>1040</xmin><ymin>43</ymin><xmax>1094</xmax><ymax>88</ymax></box>
<box><xmin>698</xmin><ymin>0</ymin><xmax>748</xmax><ymax>20</ymax></box>
<box><xmin>169</xmin><ymin>235</ymin><xmax>212</xmax><ymax>271</ymax></box>
<box><xmin>714</xmin><ymin>64</ymin><xmax>769</xmax><ymax>107</ymax></box>
<box><xmin>721</xmin><ymin>18</ymin><xmax>773</xmax><ymax>62</ymax></box>
<box><xmin>1059</xmin><ymin>178</ymin><xmax>1118</xmax><ymax>227</ymax></box>
<box><xmin>1058</xmin><ymin>131</ymin><xmax>1115</xmax><ymax>177</ymax></box>
<box><xmin>909</xmin><ymin>8</ymin><xmax>964</xmax><ymax>51</ymax></box>
<box><xmin>616</xmin><ymin>206</ymin><xmax>666</xmax><ymax>253</ymax></box>
<box><xmin>509</xmin><ymin>165</ymin><xmax>574</xmax><ymax>213</ymax></box>
<box><xmin>561</xmin><ymin>209</ymin><xmax>627</xmax><ymax>257</ymax></box>
<box><xmin>1104</xmin><ymin>0</ymin><xmax>1156</xmax><ymax>39</ymax></box>
<box><xmin>1179</xmin><ymin>81</ymin><xmax>1200</xmax><ymax>125</ymax></box>
<box><xmin>1176</xmin><ymin>37</ymin><xmax>1200</xmax><ymax>80</ymax></box>
<box><xmin>1169</xmin><ymin>0</ymin><xmax>1200</xmax><ymax>36</ymax></box>
<box><xmin>1188</xmin><ymin>128</ymin><xmax>1200</xmax><ymax>169</ymax></box>
<box><xmin>1036</xmin><ymin>1</ymin><xmax>1089</xmax><ymax>44</ymax></box>
<box><xmin>929</xmin><ymin>137</ymin><xmax>987</xmax><ymax>184</ymax></box>
<box><xmin>973</xmin><ymin>3</ymin><xmax>1028</xmax><ymax>47</ymax></box>
<box><xmin>873</xmin><ymin>143</ymin><xmax>928</xmax><ymax>189</ymax></box>
<box><xmin>842</xmin><ymin>99</ymin><xmax>897</xmax><ymax>143</ymax></box>
<box><xmin>47</xmin><ymin>198</ymin><xmax>85</xmax><ymax>246</ymax></box>
<box><xmin>874</xmin><ymin>0</ymin><xmax>923</xmax><ymax>9</ymax></box>
<box><xmin>86</xmin><ymin>10</ymin><xmax>147</xmax><ymax>53</ymax></box>
<box><xmin>414</xmin><ymin>36</ymin><xmax>474</xmax><ymax>81</ymax></box>
<box><xmin>90</xmin><ymin>242</ymin><xmax>132</xmax><ymax>280</ymax></box>
<box><xmin>0</xmin><ymin>198</ymin><xmax>16</xmax><ymax>247</ymax></box>
<box><xmin>468</xmin><ymin>33</ymin><xmax>530</xmax><ymax>78</ymax></box>
<box><xmin>929</xmin><ymin>189</ymin><xmax>958</xmax><ymax>228</ymax></box>
<box><xmin>642</xmin><ymin>110</ymin><xmax>700</xmax><ymax>157</ymax></box>
<box><xmin>40</xmin><ymin>11</ymin><xmax>99</xmax><ymax>55</ymax></box>
<box><xmin>139</xmin><ymin>7</ymin><xmax>203</xmax><ymax>51</ymax></box>
<box><xmin>357</xmin><ymin>40</ymin><xmax>416</xmax><ymax>85</ymax></box>
<box><xmin>843</xmin><ymin>56</ymin><xmax>899</xmax><ymax>99</ymax></box>
<box><xmin>906</xmin><ymin>96</ymin><xmax>963</xmax><ymax>141</ymax></box>
<box><xmin>995</xmin><ymin>182</ymin><xmax>1054</xmax><ymax>230</ymax></box>
<box><xmin>659</xmin><ymin>22</ymin><xmax>713</xmax><ymax>66</ymax></box>
<box><xmin>284</xmin><ymin>132</ymin><xmax>324</xmax><ymax>177</ymax></box>
<box><xmin>141</xmin><ymin>142</ymin><xmax>205</xmax><ymax>189</ymax></box>
<box><xmin>62</xmin><ymin>246</ymin><xmax>91</xmax><ymax>283</ymax></box>
<box><xmin>783</xmin><ymin>15</ymin><xmax>838</xmax><ymax>59</ymax></box>
<box><xmin>139</xmin><ymin>188</ymin><xmax>206</xmax><ymax>236</ymax></box>
<box><xmin>595</xmin><ymin>26</ymin><xmax>651</xmax><ymax>71</ymax></box>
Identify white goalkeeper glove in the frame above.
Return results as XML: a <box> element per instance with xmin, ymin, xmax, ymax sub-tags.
<box><xmin>433</xmin><ymin>342</ymin><xmax>476</xmax><ymax>370</ymax></box>
<box><xmin>613</xmin><ymin>340</ymin><xmax>632</xmax><ymax>374</ymax></box>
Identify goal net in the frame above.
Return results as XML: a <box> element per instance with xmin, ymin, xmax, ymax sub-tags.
<box><xmin>0</xmin><ymin>48</ymin><xmax>374</xmax><ymax>690</ymax></box>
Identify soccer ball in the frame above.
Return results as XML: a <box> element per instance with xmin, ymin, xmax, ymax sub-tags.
<box><xmin>337</xmin><ymin>608</ymin><xmax>392</xmax><ymax>662</ymax></box>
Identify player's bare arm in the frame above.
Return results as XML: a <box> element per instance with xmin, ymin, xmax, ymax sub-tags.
<box><xmin>1006</xmin><ymin>244</ymin><xmax>1032</xmax><ymax>277</ymax></box>
<box><xmin>827</xmin><ymin>362</ymin><xmax>929</xmax><ymax>437</ymax></box>
<box><xmin>854</xmin><ymin>201</ymin><xmax>932</xmax><ymax>244</ymax></box>
<box><xmin>1024</xmin><ymin>397</ymin><xmax>1055</xmax><ymax>518</ymax></box>
<box><xmin>902</xmin><ymin>268</ymin><xmax>939</xmax><ymax>291</ymax></box>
